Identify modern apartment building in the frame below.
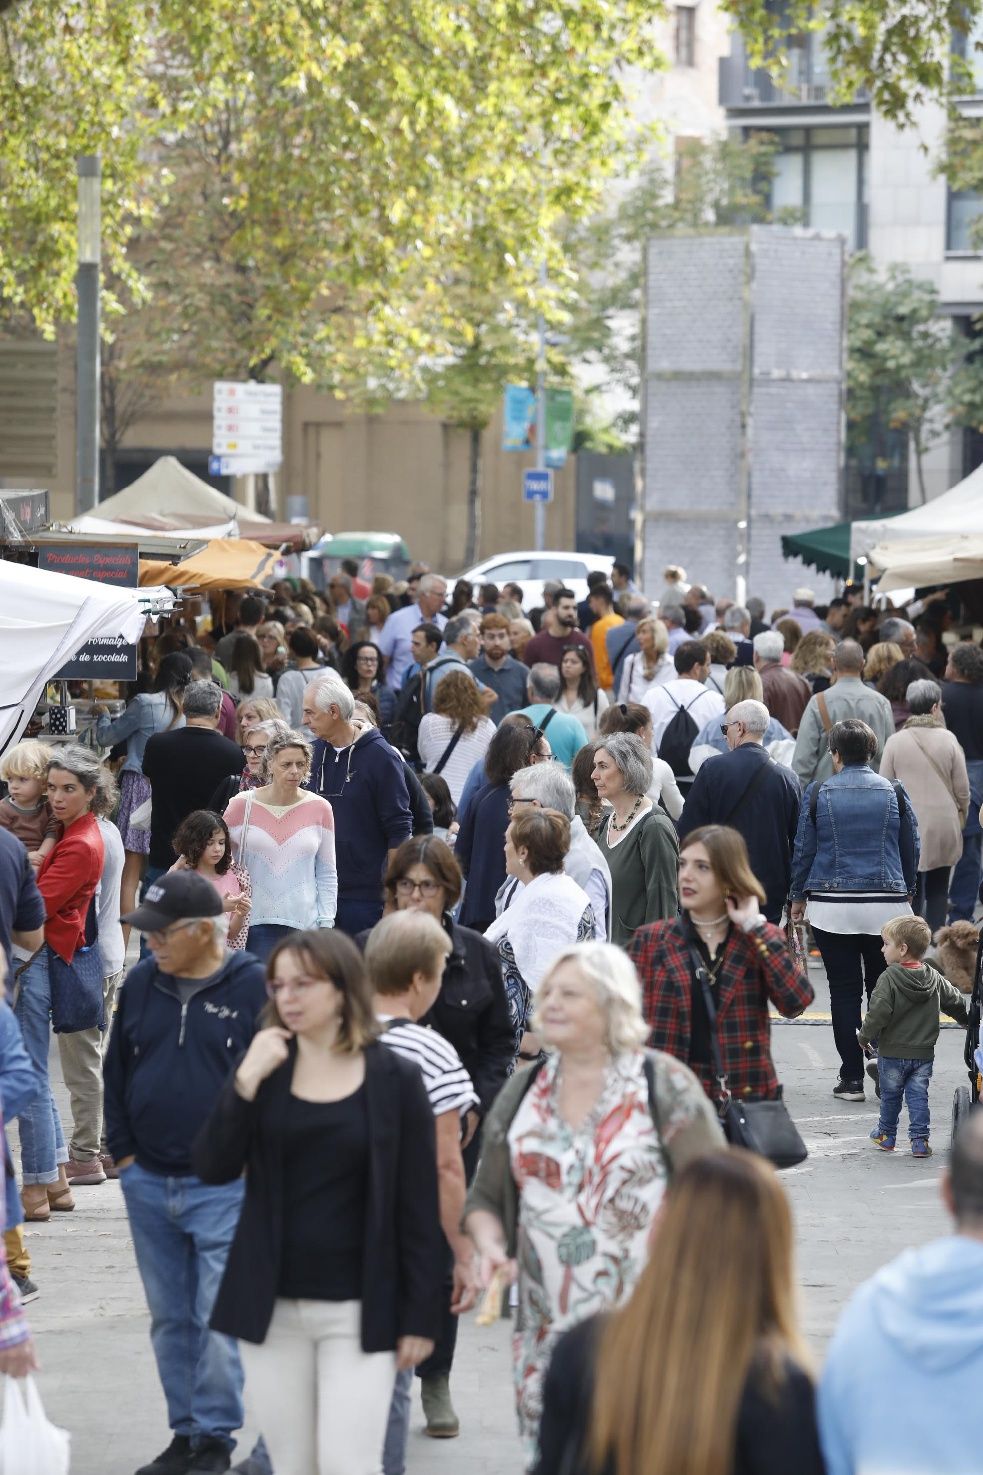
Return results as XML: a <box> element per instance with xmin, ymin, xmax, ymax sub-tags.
<box><xmin>720</xmin><ymin>23</ymin><xmax>983</xmax><ymax>510</ymax></box>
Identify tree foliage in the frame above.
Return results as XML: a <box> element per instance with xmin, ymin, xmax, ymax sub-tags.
<box><xmin>845</xmin><ymin>254</ymin><xmax>983</xmax><ymax>504</ymax></box>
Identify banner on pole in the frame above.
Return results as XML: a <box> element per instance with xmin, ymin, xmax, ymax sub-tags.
<box><xmin>502</xmin><ymin>385</ymin><xmax>536</xmax><ymax>452</ymax></box>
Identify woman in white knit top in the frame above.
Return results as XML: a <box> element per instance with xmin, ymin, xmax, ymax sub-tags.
<box><xmin>224</xmin><ymin>730</ymin><xmax>337</xmax><ymax>961</ymax></box>
<box><xmin>418</xmin><ymin>670</ymin><xmax>496</xmax><ymax>806</ymax></box>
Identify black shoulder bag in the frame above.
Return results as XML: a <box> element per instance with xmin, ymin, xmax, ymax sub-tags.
<box><xmin>686</xmin><ymin>940</ymin><xmax>807</xmax><ymax>1170</ymax></box>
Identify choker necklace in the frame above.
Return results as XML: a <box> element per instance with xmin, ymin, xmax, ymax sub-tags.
<box><xmin>609</xmin><ymin>796</ymin><xmax>643</xmax><ymax>833</ymax></box>
<box><xmin>693</xmin><ymin>913</ymin><xmax>728</xmax><ymax>930</ymax></box>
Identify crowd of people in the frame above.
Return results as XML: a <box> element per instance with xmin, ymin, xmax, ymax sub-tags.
<box><xmin>1</xmin><ymin>557</ymin><xmax>983</xmax><ymax>1475</ymax></box>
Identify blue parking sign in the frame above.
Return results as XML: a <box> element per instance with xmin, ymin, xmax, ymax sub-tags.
<box><xmin>523</xmin><ymin>469</ymin><xmax>553</xmax><ymax>503</ymax></box>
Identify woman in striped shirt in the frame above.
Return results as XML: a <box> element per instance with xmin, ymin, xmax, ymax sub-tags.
<box><xmin>418</xmin><ymin>672</ymin><xmax>497</xmax><ymax>807</ymax></box>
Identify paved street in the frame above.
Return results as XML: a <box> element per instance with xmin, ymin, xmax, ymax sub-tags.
<box><xmin>19</xmin><ymin>954</ymin><xmax>966</xmax><ymax>1475</ymax></box>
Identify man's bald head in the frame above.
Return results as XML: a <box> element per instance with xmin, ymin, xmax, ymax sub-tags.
<box><xmin>833</xmin><ymin>639</ymin><xmax>865</xmax><ymax>676</ymax></box>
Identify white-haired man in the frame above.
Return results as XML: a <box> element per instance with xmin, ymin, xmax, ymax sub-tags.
<box><xmin>679</xmin><ymin>699</ymin><xmax>801</xmax><ymax>923</ymax></box>
<box><xmin>105</xmin><ymin>872</ymin><xmax>268</xmax><ymax>1475</ymax></box>
<box><xmin>303</xmin><ymin>673</ymin><xmax>413</xmax><ymax>933</ymax></box>
<box><xmin>378</xmin><ymin>573</ymin><xmax>448</xmax><ymax>691</ymax></box>
<box><xmin>753</xmin><ymin>630</ymin><xmax>811</xmax><ymax>736</ymax></box>
<box><xmin>501</xmin><ymin>763</ymin><xmax>613</xmax><ymax>938</ymax></box>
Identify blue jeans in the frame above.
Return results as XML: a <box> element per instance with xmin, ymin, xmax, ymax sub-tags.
<box><xmin>335</xmin><ymin>897</ymin><xmax>383</xmax><ymax>938</ymax></box>
<box><xmin>949</xmin><ymin>758</ymin><xmax>983</xmax><ymax>922</ymax></box>
<box><xmin>13</xmin><ymin>948</ymin><xmax>68</xmax><ymax>1184</ymax></box>
<box><xmin>382</xmin><ymin>1367</ymin><xmax>413</xmax><ymax>1475</ymax></box>
<box><xmin>245</xmin><ymin>924</ymin><xmax>295</xmax><ymax>963</ymax></box>
<box><xmin>120</xmin><ymin>1163</ymin><xmax>245</xmax><ymax>1449</ymax></box>
<box><xmin>878</xmin><ymin>1057</ymin><xmax>933</xmax><ymax>1141</ymax></box>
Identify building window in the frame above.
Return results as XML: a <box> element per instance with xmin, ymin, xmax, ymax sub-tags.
<box><xmin>952</xmin><ymin>17</ymin><xmax>983</xmax><ymax>92</ymax></box>
<box><xmin>947</xmin><ymin>187</ymin><xmax>983</xmax><ymax>251</ymax></box>
<box><xmin>674</xmin><ymin>6</ymin><xmax>696</xmax><ymax>67</ymax></box>
<box><xmin>765</xmin><ymin>125</ymin><xmax>868</xmax><ymax>251</ymax></box>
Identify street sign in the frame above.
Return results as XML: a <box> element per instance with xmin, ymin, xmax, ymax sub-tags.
<box><xmin>523</xmin><ymin>468</ymin><xmax>553</xmax><ymax>503</ymax></box>
<box><xmin>209</xmin><ymin>454</ymin><xmax>281</xmax><ymax>477</ymax></box>
<box><xmin>212</xmin><ymin>381</ymin><xmax>283</xmax><ymax>469</ymax></box>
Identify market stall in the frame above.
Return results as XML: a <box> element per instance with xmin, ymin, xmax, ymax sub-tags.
<box><xmin>851</xmin><ymin>464</ymin><xmax>983</xmax><ymax>565</ymax></box>
<box><xmin>139</xmin><ymin>538</ymin><xmax>281</xmax><ymax>590</ymax></box>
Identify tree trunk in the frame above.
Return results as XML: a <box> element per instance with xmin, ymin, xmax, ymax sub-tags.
<box><xmin>913</xmin><ymin>435</ymin><xmax>927</xmax><ymax>505</ymax></box>
<box><xmin>464</xmin><ymin>424</ymin><xmax>482</xmax><ymax>567</ymax></box>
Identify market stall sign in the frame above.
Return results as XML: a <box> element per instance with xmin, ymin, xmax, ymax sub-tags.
<box><xmin>38</xmin><ymin>545</ymin><xmax>139</xmax><ymax>679</ymax></box>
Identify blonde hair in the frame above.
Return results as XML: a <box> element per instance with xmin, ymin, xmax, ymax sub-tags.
<box><xmin>365</xmin><ymin>910</ymin><xmax>451</xmax><ymax>996</ymax></box>
<box><xmin>532</xmin><ymin>943</ymin><xmax>648</xmax><ymax>1053</ymax></box>
<box><xmin>0</xmin><ymin>739</ymin><xmax>55</xmax><ymax>782</ymax></box>
<box><xmin>723</xmin><ymin>666</ymin><xmax>763</xmax><ymax>708</ymax></box>
<box><xmin>590</xmin><ymin>1150</ymin><xmax>809</xmax><ymax>1475</ymax></box>
<box><xmin>864</xmin><ymin>641</ymin><xmax>903</xmax><ymax>683</ymax></box>
<box><xmin>882</xmin><ymin>914</ymin><xmax>932</xmax><ymax>959</ymax></box>
<box><xmin>262</xmin><ymin>730</ymin><xmax>313</xmax><ymax>783</ymax></box>
<box><xmin>235</xmin><ymin>696</ymin><xmax>280</xmax><ymax>743</ymax></box>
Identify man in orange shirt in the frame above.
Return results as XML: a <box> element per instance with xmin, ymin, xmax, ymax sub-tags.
<box><xmin>588</xmin><ymin>583</ymin><xmax>624</xmax><ymax>694</ymax></box>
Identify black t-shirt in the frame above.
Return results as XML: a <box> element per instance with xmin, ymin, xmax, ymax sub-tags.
<box><xmin>278</xmin><ymin>1086</ymin><xmax>369</xmax><ymax>1301</ymax></box>
<box><xmin>143</xmin><ymin>727</ymin><xmax>245</xmax><ymax>867</ymax></box>
<box><xmin>941</xmin><ymin>680</ymin><xmax>983</xmax><ymax>762</ymax></box>
<box><xmin>688</xmin><ymin>926</ymin><xmax>733</xmax><ymax>1068</ymax></box>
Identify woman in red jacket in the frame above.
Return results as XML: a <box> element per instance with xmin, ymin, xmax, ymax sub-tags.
<box><xmin>15</xmin><ymin>747</ymin><xmax>113</xmax><ymax>1221</ymax></box>
<box><xmin>626</xmin><ymin>825</ymin><xmax>813</xmax><ymax>1108</ymax></box>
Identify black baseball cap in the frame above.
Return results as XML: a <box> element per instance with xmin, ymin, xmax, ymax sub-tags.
<box><xmin>122</xmin><ymin>871</ymin><xmax>223</xmax><ymax>933</ymax></box>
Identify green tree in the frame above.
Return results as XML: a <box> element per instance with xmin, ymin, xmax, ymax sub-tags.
<box><xmin>567</xmin><ymin>132</ymin><xmax>783</xmax><ymax>445</ymax></box>
<box><xmin>846</xmin><ymin>255</ymin><xmax>959</xmax><ymax>505</ymax></box>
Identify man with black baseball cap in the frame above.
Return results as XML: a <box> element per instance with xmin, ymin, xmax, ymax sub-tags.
<box><xmin>104</xmin><ymin>872</ymin><xmax>268</xmax><ymax>1475</ymax></box>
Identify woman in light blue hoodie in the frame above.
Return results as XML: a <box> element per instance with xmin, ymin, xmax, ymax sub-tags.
<box><xmin>819</xmin><ymin>1111</ymin><xmax>983</xmax><ymax>1475</ymax></box>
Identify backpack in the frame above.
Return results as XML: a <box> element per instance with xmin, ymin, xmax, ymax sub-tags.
<box><xmin>390</xmin><ymin>655</ymin><xmax>459</xmax><ymax>768</ymax></box>
<box><xmin>659</xmin><ymin>691</ymin><xmax>704</xmax><ymax>777</ymax></box>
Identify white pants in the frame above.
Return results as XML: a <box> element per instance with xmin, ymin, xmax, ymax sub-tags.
<box><xmin>240</xmin><ymin>1299</ymin><xmax>396</xmax><ymax>1475</ymax></box>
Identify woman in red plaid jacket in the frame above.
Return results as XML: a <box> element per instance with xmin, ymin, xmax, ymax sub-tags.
<box><xmin>626</xmin><ymin>825</ymin><xmax>813</xmax><ymax>1104</ymax></box>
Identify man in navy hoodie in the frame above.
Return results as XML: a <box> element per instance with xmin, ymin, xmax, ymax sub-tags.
<box><xmin>303</xmin><ymin>672</ymin><xmax>413</xmax><ymax>936</ymax></box>
<box><xmin>104</xmin><ymin>872</ymin><xmax>267</xmax><ymax>1475</ymax></box>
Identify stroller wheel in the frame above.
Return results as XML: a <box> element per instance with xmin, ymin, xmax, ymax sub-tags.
<box><xmin>953</xmin><ymin>1085</ymin><xmax>974</xmax><ymax>1138</ymax></box>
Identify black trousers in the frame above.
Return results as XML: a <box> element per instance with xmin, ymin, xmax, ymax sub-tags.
<box><xmin>811</xmin><ymin>927</ymin><xmax>885</xmax><ymax>1084</ymax></box>
<box><xmin>915</xmin><ymin>866</ymin><xmax>950</xmax><ymax>935</ymax></box>
<box><xmin>416</xmin><ymin>1129</ymin><xmax>482</xmax><ymax>1382</ymax></box>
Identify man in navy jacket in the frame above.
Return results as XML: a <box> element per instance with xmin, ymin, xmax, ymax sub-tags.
<box><xmin>105</xmin><ymin>872</ymin><xmax>267</xmax><ymax>1475</ymax></box>
<box><xmin>679</xmin><ymin>698</ymin><xmax>801</xmax><ymax>923</ymax></box>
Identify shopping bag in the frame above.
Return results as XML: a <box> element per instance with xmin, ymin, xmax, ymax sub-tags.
<box><xmin>0</xmin><ymin>1374</ymin><xmax>70</xmax><ymax>1474</ymax></box>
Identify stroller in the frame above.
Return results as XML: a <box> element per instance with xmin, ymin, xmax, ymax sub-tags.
<box><xmin>952</xmin><ymin>934</ymin><xmax>983</xmax><ymax>1134</ymax></box>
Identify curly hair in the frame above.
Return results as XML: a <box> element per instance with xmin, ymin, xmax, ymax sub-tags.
<box><xmin>432</xmin><ymin>670</ymin><xmax>484</xmax><ymax>734</ymax></box>
<box><xmin>172</xmin><ymin>810</ymin><xmax>232</xmax><ymax>874</ymax></box>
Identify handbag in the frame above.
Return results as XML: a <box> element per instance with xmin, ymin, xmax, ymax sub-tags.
<box><xmin>49</xmin><ymin>899</ymin><xmax>104</xmax><ymax>1034</ymax></box>
<box><xmin>687</xmin><ymin>941</ymin><xmax>807</xmax><ymax>1170</ymax></box>
<box><xmin>128</xmin><ymin>796</ymin><xmax>152</xmax><ymax>832</ymax></box>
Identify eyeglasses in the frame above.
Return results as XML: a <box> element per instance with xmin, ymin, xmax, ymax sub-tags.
<box><xmin>507</xmin><ymin>797</ymin><xmax>544</xmax><ymax>816</ymax></box>
<box><xmin>243</xmin><ymin>743</ymin><xmax>268</xmax><ymax>756</ymax></box>
<box><xmin>266</xmin><ymin>975</ymin><xmax>329</xmax><ymax>999</ymax></box>
<box><xmin>355</xmin><ymin>655</ymin><xmax>378</xmax><ymax>666</ymax></box>
<box><xmin>147</xmin><ymin>920</ymin><xmax>201</xmax><ymax>943</ymax></box>
<box><xmin>394</xmin><ymin>878</ymin><xmax>442</xmax><ymax>898</ymax></box>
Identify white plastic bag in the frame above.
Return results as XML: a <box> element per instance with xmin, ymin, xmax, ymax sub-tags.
<box><xmin>0</xmin><ymin>1375</ymin><xmax>70</xmax><ymax>1474</ymax></box>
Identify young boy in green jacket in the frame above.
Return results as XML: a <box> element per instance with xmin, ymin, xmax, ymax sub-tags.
<box><xmin>860</xmin><ymin>915</ymin><xmax>969</xmax><ymax>1159</ymax></box>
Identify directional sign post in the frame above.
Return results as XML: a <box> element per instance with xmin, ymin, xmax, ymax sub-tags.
<box><xmin>212</xmin><ymin>381</ymin><xmax>283</xmax><ymax>471</ymax></box>
<box><xmin>523</xmin><ymin>468</ymin><xmax>553</xmax><ymax>504</ymax></box>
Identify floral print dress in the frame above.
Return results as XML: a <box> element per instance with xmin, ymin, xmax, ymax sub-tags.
<box><xmin>506</xmin><ymin>1050</ymin><xmax>669</xmax><ymax>1466</ymax></box>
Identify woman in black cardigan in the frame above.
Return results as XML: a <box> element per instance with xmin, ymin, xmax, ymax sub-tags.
<box><xmin>193</xmin><ymin>929</ymin><xmax>443</xmax><ymax>1475</ymax></box>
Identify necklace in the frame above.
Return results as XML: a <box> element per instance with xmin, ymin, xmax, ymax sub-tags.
<box><xmin>609</xmin><ymin>796</ymin><xmax>643</xmax><ymax>833</ymax></box>
<box><xmin>693</xmin><ymin>913</ymin><xmax>728</xmax><ymax>931</ymax></box>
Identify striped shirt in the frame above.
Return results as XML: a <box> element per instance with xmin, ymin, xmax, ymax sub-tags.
<box><xmin>377</xmin><ymin>1017</ymin><xmax>479</xmax><ymax>1119</ymax></box>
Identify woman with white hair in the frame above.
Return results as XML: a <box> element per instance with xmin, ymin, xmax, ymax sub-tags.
<box><xmin>224</xmin><ymin>729</ymin><xmax>337</xmax><ymax>960</ymax></box>
<box><xmin>880</xmin><ymin>678</ymin><xmax>970</xmax><ymax>931</ymax></box>
<box><xmin>464</xmin><ymin>942</ymin><xmax>723</xmax><ymax>1468</ymax></box>
<box><xmin>591</xmin><ymin>733</ymin><xmax>679</xmax><ymax>947</ymax></box>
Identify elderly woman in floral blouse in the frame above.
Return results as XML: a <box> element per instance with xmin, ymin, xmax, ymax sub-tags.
<box><xmin>464</xmin><ymin>942</ymin><xmax>722</xmax><ymax>1468</ymax></box>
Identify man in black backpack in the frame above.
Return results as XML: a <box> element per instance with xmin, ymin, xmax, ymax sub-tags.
<box><xmin>390</xmin><ymin>623</ymin><xmax>450</xmax><ymax>766</ymax></box>
<box><xmin>679</xmin><ymin>699</ymin><xmax>801</xmax><ymax>921</ymax></box>
<box><xmin>642</xmin><ymin>640</ymin><xmax>724</xmax><ymax>791</ymax></box>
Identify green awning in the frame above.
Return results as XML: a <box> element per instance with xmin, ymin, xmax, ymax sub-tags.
<box><xmin>782</xmin><ymin>513</ymin><xmax>902</xmax><ymax>580</ymax></box>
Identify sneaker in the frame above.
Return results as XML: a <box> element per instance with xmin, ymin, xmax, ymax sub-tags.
<box><xmin>912</xmin><ymin>1139</ymin><xmax>933</xmax><ymax>1158</ymax></box>
<box><xmin>833</xmin><ymin>1078</ymin><xmax>865</xmax><ymax>1102</ymax></box>
<box><xmin>134</xmin><ymin>1436</ymin><xmax>194</xmax><ymax>1475</ymax></box>
<box><xmin>65</xmin><ymin>1156</ymin><xmax>107</xmax><ymax>1186</ymax></box>
<box><xmin>12</xmin><ymin>1273</ymin><xmax>39</xmax><ymax>1304</ymax></box>
<box><xmin>99</xmin><ymin>1151</ymin><xmax>120</xmax><ymax>1181</ymax></box>
<box><xmin>869</xmin><ymin>1129</ymin><xmax>896</xmax><ymax>1152</ymax></box>
<box><xmin>187</xmin><ymin>1439</ymin><xmax>231</xmax><ymax>1474</ymax></box>
<box><xmin>865</xmin><ymin>1059</ymin><xmax>881</xmax><ymax>1100</ymax></box>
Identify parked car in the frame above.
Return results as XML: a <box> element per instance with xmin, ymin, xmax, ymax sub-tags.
<box><xmin>458</xmin><ymin>550</ymin><xmax>614</xmax><ymax>608</ymax></box>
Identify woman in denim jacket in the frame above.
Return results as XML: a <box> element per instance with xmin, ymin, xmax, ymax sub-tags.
<box><xmin>789</xmin><ymin>717</ymin><xmax>920</xmax><ymax>1102</ymax></box>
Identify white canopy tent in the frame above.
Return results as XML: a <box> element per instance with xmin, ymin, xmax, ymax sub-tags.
<box><xmin>65</xmin><ymin>455</ymin><xmax>270</xmax><ymax>531</ymax></box>
<box><xmin>851</xmin><ymin>462</ymin><xmax>983</xmax><ymax>564</ymax></box>
<box><xmin>867</xmin><ymin>533</ymin><xmax>983</xmax><ymax>593</ymax></box>
<box><xmin>0</xmin><ymin>560</ymin><xmax>148</xmax><ymax>754</ymax></box>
